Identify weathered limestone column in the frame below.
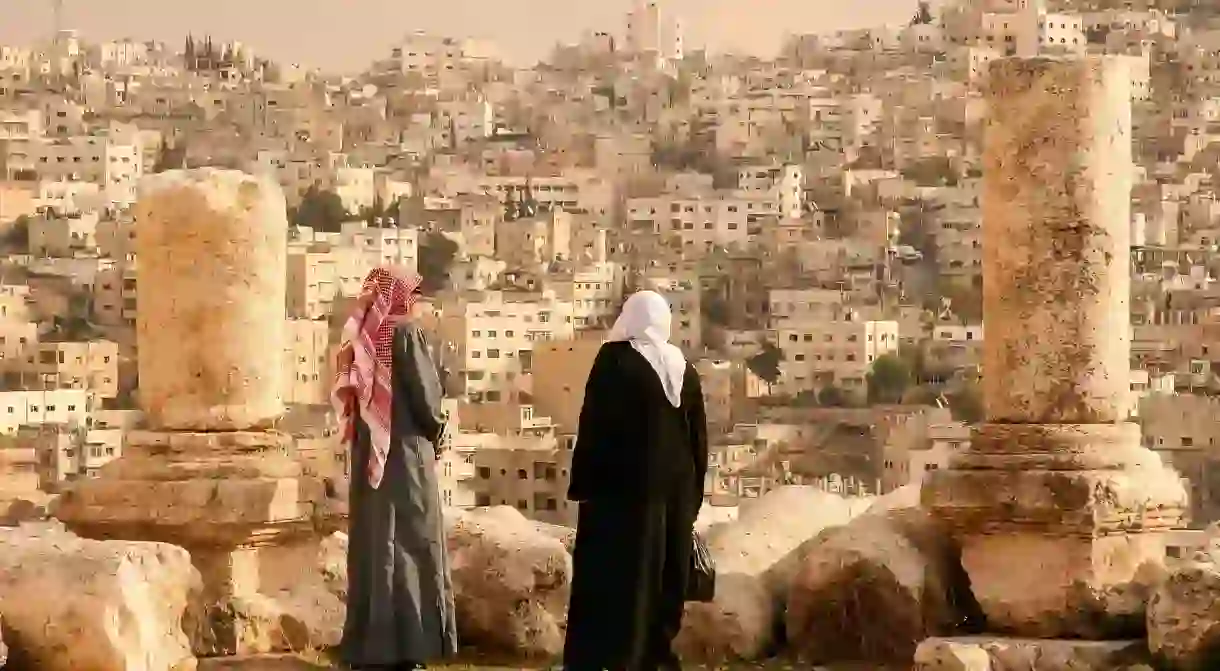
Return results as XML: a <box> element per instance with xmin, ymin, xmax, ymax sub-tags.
<box><xmin>56</xmin><ymin>169</ymin><xmax>344</xmax><ymax>656</ymax></box>
<box><xmin>136</xmin><ymin>169</ymin><xmax>286</xmax><ymax>430</ymax></box>
<box><xmin>921</xmin><ymin>57</ymin><xmax>1188</xmax><ymax>640</ymax></box>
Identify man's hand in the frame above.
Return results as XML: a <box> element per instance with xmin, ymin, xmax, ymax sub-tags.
<box><xmin>433</xmin><ymin>422</ymin><xmax>449</xmax><ymax>459</ymax></box>
<box><xmin>336</xmin><ymin>342</ymin><xmax>355</xmax><ymax>370</ymax></box>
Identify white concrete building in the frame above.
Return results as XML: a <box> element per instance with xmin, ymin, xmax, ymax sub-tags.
<box><xmin>440</xmin><ymin>291</ymin><xmax>576</xmax><ymax>402</ymax></box>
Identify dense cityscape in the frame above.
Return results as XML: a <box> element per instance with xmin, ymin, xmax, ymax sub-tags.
<box><xmin>3</xmin><ymin>0</ymin><xmax>1220</xmax><ymax>669</ymax></box>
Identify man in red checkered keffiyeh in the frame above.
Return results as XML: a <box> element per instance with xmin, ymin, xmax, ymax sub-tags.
<box><xmin>331</xmin><ymin>267</ymin><xmax>422</xmax><ymax>489</ymax></box>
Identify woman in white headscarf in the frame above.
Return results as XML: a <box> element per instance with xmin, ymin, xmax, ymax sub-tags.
<box><xmin>563</xmin><ymin>290</ymin><xmax>709</xmax><ymax>671</ymax></box>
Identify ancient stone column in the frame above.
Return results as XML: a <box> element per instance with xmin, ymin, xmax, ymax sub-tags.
<box><xmin>136</xmin><ymin>170</ymin><xmax>287</xmax><ymax>430</ymax></box>
<box><xmin>922</xmin><ymin>57</ymin><xmax>1188</xmax><ymax>639</ymax></box>
<box><xmin>56</xmin><ymin>169</ymin><xmax>344</xmax><ymax>656</ymax></box>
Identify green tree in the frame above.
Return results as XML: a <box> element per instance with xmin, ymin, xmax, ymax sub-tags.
<box><xmin>362</xmin><ymin>194</ymin><xmax>387</xmax><ymax>226</ymax></box>
<box><xmin>292</xmin><ymin>185</ymin><xmax>349</xmax><ymax>232</ymax></box>
<box><xmin>746</xmin><ymin>342</ymin><xmax>782</xmax><ymax>386</ymax></box>
<box><xmin>3</xmin><ymin>215</ymin><xmax>30</xmax><ymax>252</ymax></box>
<box><xmin>818</xmin><ymin>385</ymin><xmax>849</xmax><ymax>408</ymax></box>
<box><xmin>911</xmin><ymin>0</ymin><xmax>934</xmax><ymax>25</ymax></box>
<box><xmin>418</xmin><ymin>231</ymin><xmax>459</xmax><ymax>293</ymax></box>
<box><xmin>949</xmin><ymin>379</ymin><xmax>985</xmax><ymax>424</ymax></box>
<box><xmin>867</xmin><ymin>352</ymin><xmax>913</xmax><ymax>404</ymax></box>
<box><xmin>897</xmin><ymin>343</ymin><xmax>929</xmax><ymax>384</ymax></box>
<box><xmin>152</xmin><ymin>142</ymin><xmax>187</xmax><ymax>173</ymax></box>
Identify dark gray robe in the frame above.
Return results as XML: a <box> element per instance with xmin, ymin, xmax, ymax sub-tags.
<box><xmin>341</xmin><ymin>322</ymin><xmax>458</xmax><ymax>667</ymax></box>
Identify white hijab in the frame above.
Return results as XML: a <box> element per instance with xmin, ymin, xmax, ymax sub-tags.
<box><xmin>608</xmin><ymin>290</ymin><xmax>687</xmax><ymax>407</ymax></box>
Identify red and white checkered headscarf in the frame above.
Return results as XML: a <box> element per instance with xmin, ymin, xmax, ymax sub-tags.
<box><xmin>331</xmin><ymin>267</ymin><xmax>422</xmax><ymax>489</ymax></box>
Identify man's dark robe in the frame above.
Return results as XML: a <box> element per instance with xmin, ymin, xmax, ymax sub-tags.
<box><xmin>563</xmin><ymin>341</ymin><xmax>709</xmax><ymax>670</ymax></box>
<box><xmin>341</xmin><ymin>323</ymin><xmax>459</xmax><ymax>667</ymax></box>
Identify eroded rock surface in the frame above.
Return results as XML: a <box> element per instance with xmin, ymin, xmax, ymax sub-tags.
<box><xmin>1147</xmin><ymin>553</ymin><xmax>1220</xmax><ymax>671</ymax></box>
<box><xmin>674</xmin><ymin>486</ymin><xmax>864</xmax><ymax>663</ymax></box>
<box><xmin>0</xmin><ymin>523</ymin><xmax>197</xmax><ymax>671</ymax></box>
<box><xmin>446</xmin><ymin>506</ymin><xmax>572</xmax><ymax>658</ymax></box>
<box><xmin>786</xmin><ymin>503</ymin><xmax>978</xmax><ymax>664</ymax></box>
<box><xmin>914</xmin><ymin>636</ymin><xmax>1150</xmax><ymax>671</ymax></box>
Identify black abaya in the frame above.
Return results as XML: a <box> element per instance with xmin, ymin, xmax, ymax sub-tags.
<box><xmin>563</xmin><ymin>342</ymin><xmax>709</xmax><ymax>671</ymax></box>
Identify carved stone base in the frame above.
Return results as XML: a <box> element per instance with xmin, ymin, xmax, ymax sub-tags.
<box><xmin>914</xmin><ymin>636</ymin><xmax>1151</xmax><ymax>671</ymax></box>
<box><xmin>922</xmin><ymin>423</ymin><xmax>1188</xmax><ymax>638</ymax></box>
<box><xmin>55</xmin><ymin>430</ymin><xmax>346</xmax><ymax>655</ymax></box>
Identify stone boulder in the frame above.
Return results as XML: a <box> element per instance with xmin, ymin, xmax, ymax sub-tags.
<box><xmin>1147</xmin><ymin>558</ymin><xmax>1220</xmax><ymax>671</ymax></box>
<box><xmin>445</xmin><ymin>506</ymin><xmax>572</xmax><ymax>658</ymax></box>
<box><xmin>914</xmin><ymin>637</ymin><xmax>1152</xmax><ymax>671</ymax></box>
<box><xmin>0</xmin><ymin>523</ymin><xmax>198</xmax><ymax>671</ymax></box>
<box><xmin>185</xmin><ymin>537</ymin><xmax>348</xmax><ymax>657</ymax></box>
<box><xmin>866</xmin><ymin>483</ymin><xmax>920</xmax><ymax>513</ymax></box>
<box><xmin>530</xmin><ymin>519</ymin><xmax>576</xmax><ymax>554</ymax></box>
<box><xmin>319</xmin><ymin>530</ymin><xmax>348</xmax><ymax>600</ymax></box>
<box><xmin>674</xmin><ymin>486</ymin><xmax>863</xmax><ymax>663</ymax></box>
<box><xmin>785</xmin><ymin>502</ymin><xmax>980</xmax><ymax>664</ymax></box>
<box><xmin>0</xmin><ymin>493</ymin><xmax>54</xmax><ymax>526</ymax></box>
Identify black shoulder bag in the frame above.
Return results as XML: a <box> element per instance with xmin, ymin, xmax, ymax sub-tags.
<box><xmin>687</xmin><ymin>528</ymin><xmax>716</xmax><ymax>602</ymax></box>
<box><xmin>682</xmin><ymin>379</ymin><xmax>716</xmax><ymax>603</ymax></box>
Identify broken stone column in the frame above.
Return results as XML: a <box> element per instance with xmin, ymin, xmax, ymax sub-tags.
<box><xmin>921</xmin><ymin>57</ymin><xmax>1188</xmax><ymax>639</ymax></box>
<box><xmin>56</xmin><ymin>169</ymin><xmax>344</xmax><ymax>656</ymax></box>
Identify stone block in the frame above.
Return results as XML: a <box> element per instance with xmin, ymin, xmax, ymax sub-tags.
<box><xmin>1147</xmin><ymin>559</ymin><xmax>1220</xmax><ymax>671</ymax></box>
<box><xmin>445</xmin><ymin>506</ymin><xmax>572</xmax><ymax>658</ymax></box>
<box><xmin>135</xmin><ymin>168</ymin><xmax>288</xmax><ymax>432</ymax></box>
<box><xmin>914</xmin><ymin>637</ymin><xmax>1150</xmax><ymax>671</ymax></box>
<box><xmin>185</xmin><ymin>542</ymin><xmax>344</xmax><ymax>657</ymax></box>
<box><xmin>785</xmin><ymin>506</ymin><xmax>980</xmax><ymax>664</ymax></box>
<box><xmin>675</xmin><ymin>486</ymin><xmax>865</xmax><ymax>663</ymax></box>
<box><xmin>0</xmin><ymin>524</ymin><xmax>198</xmax><ymax>671</ymax></box>
<box><xmin>923</xmin><ymin>424</ymin><xmax>1187</xmax><ymax>638</ymax></box>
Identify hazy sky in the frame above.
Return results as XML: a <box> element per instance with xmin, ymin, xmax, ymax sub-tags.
<box><xmin>0</xmin><ymin>0</ymin><xmax>916</xmax><ymax>72</ymax></box>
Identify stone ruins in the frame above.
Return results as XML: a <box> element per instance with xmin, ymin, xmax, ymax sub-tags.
<box><xmin>916</xmin><ymin>55</ymin><xmax>1192</xmax><ymax>668</ymax></box>
<box><xmin>56</xmin><ymin>168</ymin><xmax>347</xmax><ymax>655</ymax></box>
<box><xmin>4</xmin><ymin>57</ymin><xmax>1220</xmax><ymax>671</ymax></box>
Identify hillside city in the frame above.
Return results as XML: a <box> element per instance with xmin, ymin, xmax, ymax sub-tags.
<box><xmin>3</xmin><ymin>0</ymin><xmax>1220</xmax><ymax>529</ymax></box>
<box><xmin>8</xmin><ymin>0</ymin><xmax>1220</xmax><ymax>668</ymax></box>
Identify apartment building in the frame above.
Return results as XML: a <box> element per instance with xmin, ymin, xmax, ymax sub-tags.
<box><xmin>283</xmin><ymin>319</ymin><xmax>331</xmax><ymax>405</ymax></box>
<box><xmin>337</xmin><ymin>222</ymin><xmax>419</xmax><ymax>279</ymax></box>
<box><xmin>456</xmin><ymin>428</ymin><xmax>576</xmax><ymax>525</ymax></box>
<box><xmin>882</xmin><ymin>418</ymin><xmax>970</xmax><ymax>492</ymax></box>
<box><xmin>439</xmin><ymin>291</ymin><xmax>576</xmax><ymax>401</ymax></box>
<box><xmin>4</xmin><ymin>339</ymin><xmax>120</xmax><ymax>400</ymax></box>
<box><xmin>495</xmin><ymin>208</ymin><xmax>572</xmax><ymax>267</ymax></box>
<box><xmin>0</xmin><ymin>389</ymin><xmax>94</xmax><ymax>434</ymax></box>
<box><xmin>28</xmin><ymin>211</ymin><xmax>99</xmax><ymax>257</ymax></box>
<box><xmin>553</xmin><ymin>261</ymin><xmax>622</xmax><ymax>329</ymax></box>
<box><xmin>32</xmin><ymin>129</ymin><xmax>144</xmax><ymax>209</ymax></box>
<box><xmin>0</xmin><ymin>287</ymin><xmax>34</xmax><ymax>325</ymax></box>
<box><xmin>28</xmin><ymin>422</ymin><xmax>124</xmax><ymax>486</ymax></box>
<box><xmin>1140</xmin><ymin>392</ymin><xmax>1220</xmax><ymax>523</ymax></box>
<box><xmin>641</xmin><ymin>273</ymin><xmax>701</xmax><ymax>351</ymax></box>
<box><xmin>286</xmin><ymin>245</ymin><xmax>365</xmax><ymax>319</ymax></box>
<box><xmin>93</xmin><ymin>262</ymin><xmax>137</xmax><ymax>327</ymax></box>
<box><xmin>530</xmin><ymin>339</ymin><xmax>602</xmax><ymax>434</ymax></box>
<box><xmin>772</xmin><ymin>317</ymin><xmax>900</xmax><ymax>399</ymax></box>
